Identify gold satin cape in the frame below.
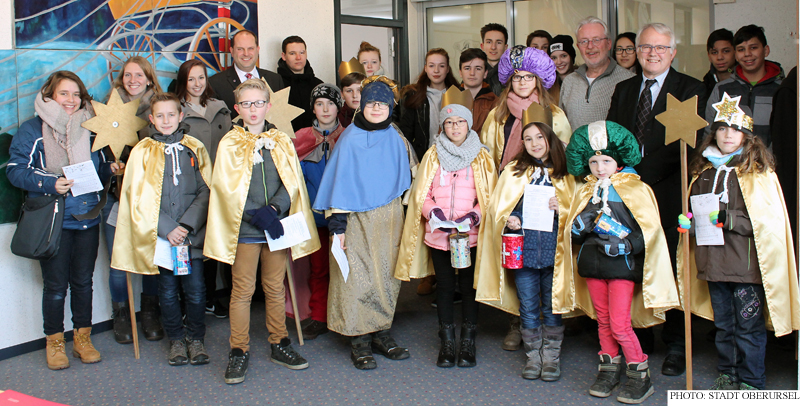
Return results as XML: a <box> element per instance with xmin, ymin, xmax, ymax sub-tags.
<box><xmin>111</xmin><ymin>135</ymin><xmax>212</xmax><ymax>275</ymax></box>
<box><xmin>474</xmin><ymin>163</ymin><xmax>577</xmax><ymax>315</ymax></box>
<box><xmin>678</xmin><ymin>167</ymin><xmax>800</xmax><ymax>337</ymax></box>
<box><xmin>560</xmin><ymin>173</ymin><xmax>680</xmax><ymax>328</ymax></box>
<box><xmin>479</xmin><ymin>105</ymin><xmax>571</xmax><ymax>169</ymax></box>
<box><xmin>203</xmin><ymin>126</ymin><xmax>320</xmax><ymax>264</ymax></box>
<box><xmin>394</xmin><ymin>146</ymin><xmax>497</xmax><ymax>281</ymax></box>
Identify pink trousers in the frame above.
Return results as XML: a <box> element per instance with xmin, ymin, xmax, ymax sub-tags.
<box><xmin>585</xmin><ymin>278</ymin><xmax>647</xmax><ymax>363</ymax></box>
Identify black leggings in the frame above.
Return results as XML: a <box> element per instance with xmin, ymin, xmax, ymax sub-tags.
<box><xmin>430</xmin><ymin>247</ymin><xmax>478</xmax><ymax>325</ymax></box>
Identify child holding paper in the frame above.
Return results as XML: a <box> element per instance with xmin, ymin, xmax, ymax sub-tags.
<box><xmin>111</xmin><ymin>92</ymin><xmax>211</xmax><ymax>366</ymax></box>
<box><xmin>678</xmin><ymin>95</ymin><xmax>800</xmax><ymax>390</ymax></box>
<box><xmin>498</xmin><ymin>106</ymin><xmax>575</xmax><ymax>382</ymax></box>
<box><xmin>564</xmin><ymin>121</ymin><xmax>678</xmax><ymax>404</ymax></box>
<box><xmin>395</xmin><ymin>102</ymin><xmax>496</xmax><ymax>368</ymax></box>
<box><xmin>203</xmin><ymin>79</ymin><xmax>319</xmax><ymax>385</ymax></box>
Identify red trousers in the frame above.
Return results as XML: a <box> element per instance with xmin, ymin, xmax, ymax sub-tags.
<box><xmin>308</xmin><ymin>228</ymin><xmax>330</xmax><ymax>322</ymax></box>
<box><xmin>585</xmin><ymin>278</ymin><xmax>647</xmax><ymax>363</ymax></box>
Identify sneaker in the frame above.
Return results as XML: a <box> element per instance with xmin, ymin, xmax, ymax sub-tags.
<box><xmin>739</xmin><ymin>382</ymin><xmax>759</xmax><ymax>390</ymax></box>
<box><xmin>224</xmin><ymin>348</ymin><xmax>249</xmax><ymax>384</ymax></box>
<box><xmin>301</xmin><ymin>319</ymin><xmax>329</xmax><ymax>340</ymax></box>
<box><xmin>270</xmin><ymin>338</ymin><xmax>309</xmax><ymax>370</ymax></box>
<box><xmin>168</xmin><ymin>340</ymin><xmax>188</xmax><ymax>366</ymax></box>
<box><xmin>186</xmin><ymin>338</ymin><xmax>209</xmax><ymax>365</ymax></box>
<box><xmin>205</xmin><ymin>300</ymin><xmax>229</xmax><ymax>319</ymax></box>
<box><xmin>709</xmin><ymin>374</ymin><xmax>739</xmax><ymax>390</ymax></box>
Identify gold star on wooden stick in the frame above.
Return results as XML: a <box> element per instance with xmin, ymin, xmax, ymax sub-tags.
<box><xmin>83</xmin><ymin>91</ymin><xmax>147</xmax><ymax>161</ymax></box>
<box><xmin>265</xmin><ymin>84</ymin><xmax>304</xmax><ymax>138</ymax></box>
<box><xmin>656</xmin><ymin>94</ymin><xmax>708</xmax><ymax>148</ymax></box>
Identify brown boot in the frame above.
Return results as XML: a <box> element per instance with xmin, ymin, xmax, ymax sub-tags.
<box><xmin>46</xmin><ymin>333</ymin><xmax>69</xmax><ymax>370</ymax></box>
<box><xmin>417</xmin><ymin>275</ymin><xmax>437</xmax><ymax>295</ymax></box>
<box><xmin>502</xmin><ymin>315</ymin><xmax>522</xmax><ymax>351</ymax></box>
<box><xmin>72</xmin><ymin>327</ymin><xmax>102</xmax><ymax>364</ymax></box>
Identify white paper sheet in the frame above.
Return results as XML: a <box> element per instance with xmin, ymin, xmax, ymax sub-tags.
<box><xmin>105</xmin><ymin>201</ymin><xmax>119</xmax><ymax>227</ymax></box>
<box><xmin>690</xmin><ymin>193</ymin><xmax>724</xmax><ymax>246</ymax></box>
<box><xmin>62</xmin><ymin>160</ymin><xmax>103</xmax><ymax>197</ymax></box>
<box><xmin>522</xmin><ymin>184</ymin><xmax>556</xmax><ymax>232</ymax></box>
<box><xmin>266</xmin><ymin>212</ymin><xmax>312</xmax><ymax>251</ymax></box>
<box><xmin>428</xmin><ymin>217</ymin><xmax>471</xmax><ymax>233</ymax></box>
<box><xmin>332</xmin><ymin>234</ymin><xmax>350</xmax><ymax>283</ymax></box>
<box><xmin>154</xmin><ymin>237</ymin><xmax>174</xmax><ymax>270</ymax></box>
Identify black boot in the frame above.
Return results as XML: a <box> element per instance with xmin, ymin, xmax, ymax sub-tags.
<box><xmin>457</xmin><ymin>321</ymin><xmax>477</xmax><ymax>368</ymax></box>
<box><xmin>350</xmin><ymin>334</ymin><xmax>377</xmax><ymax>370</ymax></box>
<box><xmin>111</xmin><ymin>301</ymin><xmax>133</xmax><ymax>344</ymax></box>
<box><xmin>617</xmin><ymin>360</ymin><xmax>654</xmax><ymax>404</ymax></box>
<box><xmin>436</xmin><ymin>323</ymin><xmax>456</xmax><ymax>368</ymax></box>
<box><xmin>589</xmin><ymin>353</ymin><xmax>623</xmax><ymax>398</ymax></box>
<box><xmin>140</xmin><ymin>293</ymin><xmax>164</xmax><ymax>341</ymax></box>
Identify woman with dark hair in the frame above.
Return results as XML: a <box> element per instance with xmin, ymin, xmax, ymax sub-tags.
<box><xmin>702</xmin><ymin>29</ymin><xmax>737</xmax><ymax>97</ymax></box>
<box><xmin>613</xmin><ymin>32</ymin><xmax>641</xmax><ymax>75</ymax></box>
<box><xmin>396</xmin><ymin>48</ymin><xmax>460</xmax><ymax>160</ymax></box>
<box><xmin>547</xmin><ymin>35</ymin><xmax>578</xmax><ymax>106</ymax></box>
<box><xmin>8</xmin><ymin>71</ymin><xmax>114</xmax><ymax>369</ymax></box>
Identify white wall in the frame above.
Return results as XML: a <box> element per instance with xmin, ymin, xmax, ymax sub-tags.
<box><xmin>0</xmin><ymin>0</ymin><xmax>11</xmax><ymax>50</ymax></box>
<box><xmin>256</xmin><ymin>0</ymin><xmax>337</xmax><ymax>84</ymax></box>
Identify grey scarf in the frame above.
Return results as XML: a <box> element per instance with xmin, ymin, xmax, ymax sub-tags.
<box><xmin>35</xmin><ymin>92</ymin><xmax>94</xmax><ymax>175</ymax></box>
<box><xmin>435</xmin><ymin>129</ymin><xmax>485</xmax><ymax>173</ymax></box>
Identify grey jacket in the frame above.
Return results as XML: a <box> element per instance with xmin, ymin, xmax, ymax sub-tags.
<box><xmin>152</xmin><ymin>124</ymin><xmax>210</xmax><ymax>259</ymax></box>
<box><xmin>238</xmin><ymin>122</ymin><xmax>292</xmax><ymax>240</ymax></box>
<box><xmin>560</xmin><ymin>59</ymin><xmax>635</xmax><ymax>130</ymax></box>
<box><xmin>182</xmin><ymin>98</ymin><xmax>231</xmax><ymax>164</ymax></box>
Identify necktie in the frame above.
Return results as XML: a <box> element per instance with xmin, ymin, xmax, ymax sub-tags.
<box><xmin>634</xmin><ymin>79</ymin><xmax>657</xmax><ymax>147</ymax></box>
<box><xmin>245</xmin><ymin>73</ymin><xmax>253</xmax><ymax>80</ymax></box>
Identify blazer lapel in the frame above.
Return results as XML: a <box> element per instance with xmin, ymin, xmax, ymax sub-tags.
<box><xmin>652</xmin><ymin>68</ymin><xmax>677</xmax><ymax>115</ymax></box>
<box><xmin>227</xmin><ymin>68</ymin><xmax>240</xmax><ymax>89</ymax></box>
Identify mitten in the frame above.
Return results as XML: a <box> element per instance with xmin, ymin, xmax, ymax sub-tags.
<box><xmin>454</xmin><ymin>212</ymin><xmax>480</xmax><ymax>228</ymax></box>
<box><xmin>597</xmin><ymin>234</ymin><xmax>632</xmax><ymax>257</ymax></box>
<box><xmin>677</xmin><ymin>213</ymin><xmax>692</xmax><ymax>233</ymax></box>
<box><xmin>430</xmin><ymin>208</ymin><xmax>447</xmax><ymax>221</ymax></box>
<box><xmin>710</xmin><ymin>210</ymin><xmax>726</xmax><ymax>228</ymax></box>
<box><xmin>246</xmin><ymin>206</ymin><xmax>284</xmax><ymax>239</ymax></box>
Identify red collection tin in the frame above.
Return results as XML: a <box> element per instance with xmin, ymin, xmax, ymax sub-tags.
<box><xmin>501</xmin><ymin>233</ymin><xmax>524</xmax><ymax>269</ymax></box>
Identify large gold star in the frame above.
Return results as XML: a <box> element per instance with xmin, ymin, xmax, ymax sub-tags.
<box><xmin>265</xmin><ymin>84</ymin><xmax>304</xmax><ymax>138</ymax></box>
<box><xmin>83</xmin><ymin>91</ymin><xmax>147</xmax><ymax>161</ymax></box>
<box><xmin>655</xmin><ymin>93</ymin><xmax>708</xmax><ymax>148</ymax></box>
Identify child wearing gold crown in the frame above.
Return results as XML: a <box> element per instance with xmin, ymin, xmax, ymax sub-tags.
<box><xmin>677</xmin><ymin>93</ymin><xmax>800</xmax><ymax>390</ymax></box>
<box><xmin>395</xmin><ymin>100</ymin><xmax>497</xmax><ymax>369</ymax></box>
<box><xmin>564</xmin><ymin>121</ymin><xmax>678</xmax><ymax>403</ymax></box>
<box><xmin>474</xmin><ymin>103</ymin><xmax>576</xmax><ymax>382</ymax></box>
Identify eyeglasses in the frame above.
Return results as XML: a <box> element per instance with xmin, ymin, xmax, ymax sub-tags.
<box><xmin>511</xmin><ymin>74</ymin><xmax>536</xmax><ymax>82</ymax></box>
<box><xmin>577</xmin><ymin>37</ymin><xmax>608</xmax><ymax>48</ymax></box>
<box><xmin>637</xmin><ymin>45</ymin><xmax>672</xmax><ymax>55</ymax></box>
<box><xmin>615</xmin><ymin>46</ymin><xmax>635</xmax><ymax>55</ymax></box>
<box><xmin>238</xmin><ymin>100</ymin><xmax>267</xmax><ymax>108</ymax></box>
<box><xmin>443</xmin><ymin>119</ymin><xmax>468</xmax><ymax>128</ymax></box>
<box><xmin>364</xmin><ymin>101</ymin><xmax>390</xmax><ymax>110</ymax></box>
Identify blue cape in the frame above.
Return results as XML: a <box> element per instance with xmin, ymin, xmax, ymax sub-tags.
<box><xmin>312</xmin><ymin>124</ymin><xmax>411</xmax><ymax>213</ymax></box>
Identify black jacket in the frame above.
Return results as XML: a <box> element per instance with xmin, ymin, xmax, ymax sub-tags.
<box><xmin>208</xmin><ymin>67</ymin><xmax>285</xmax><ymax>113</ymax></box>
<box><xmin>607</xmin><ymin>68</ymin><xmax>705</xmax><ymax>265</ymax></box>
<box><xmin>394</xmin><ymin>88</ymin><xmax>431</xmax><ymax>160</ymax></box>
<box><xmin>486</xmin><ymin>63</ymin><xmax>504</xmax><ymax>96</ymax></box>
<box><xmin>277</xmin><ymin>59</ymin><xmax>324</xmax><ymax>131</ymax></box>
<box><xmin>770</xmin><ymin>66</ymin><xmax>797</xmax><ymax>243</ymax></box>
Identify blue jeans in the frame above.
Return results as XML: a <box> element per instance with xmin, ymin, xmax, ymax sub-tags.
<box><xmin>158</xmin><ymin>259</ymin><xmax>206</xmax><ymax>340</ymax></box>
<box><xmin>708</xmin><ymin>281</ymin><xmax>767</xmax><ymax>389</ymax></box>
<box><xmin>515</xmin><ymin>266</ymin><xmax>562</xmax><ymax>329</ymax></box>
<box><xmin>102</xmin><ymin>196</ymin><xmax>158</xmax><ymax>302</ymax></box>
<box><xmin>40</xmin><ymin>227</ymin><xmax>99</xmax><ymax>335</ymax></box>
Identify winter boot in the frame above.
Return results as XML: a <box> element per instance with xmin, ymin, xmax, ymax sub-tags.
<box><xmin>502</xmin><ymin>315</ymin><xmax>522</xmax><ymax>350</ymax></box>
<box><xmin>111</xmin><ymin>301</ymin><xmax>133</xmax><ymax>344</ymax></box>
<box><xmin>616</xmin><ymin>360</ymin><xmax>654</xmax><ymax>404</ymax></box>
<box><xmin>72</xmin><ymin>327</ymin><xmax>102</xmax><ymax>364</ymax></box>
<box><xmin>541</xmin><ymin>325</ymin><xmax>565</xmax><ymax>381</ymax></box>
<box><xmin>45</xmin><ymin>333</ymin><xmax>69</xmax><ymax>370</ymax></box>
<box><xmin>350</xmin><ymin>334</ymin><xmax>377</xmax><ymax>370</ymax></box>
<box><xmin>140</xmin><ymin>293</ymin><xmax>164</xmax><ymax>341</ymax></box>
<box><xmin>436</xmin><ymin>323</ymin><xmax>456</xmax><ymax>368</ymax></box>
<box><xmin>521</xmin><ymin>327</ymin><xmax>543</xmax><ymax>379</ymax></box>
<box><xmin>457</xmin><ymin>321</ymin><xmax>477</xmax><ymax>368</ymax></box>
<box><xmin>589</xmin><ymin>353</ymin><xmax>623</xmax><ymax>397</ymax></box>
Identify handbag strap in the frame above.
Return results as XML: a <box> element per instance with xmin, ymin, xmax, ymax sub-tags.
<box><xmin>72</xmin><ymin>176</ymin><xmax>111</xmax><ymax>221</ymax></box>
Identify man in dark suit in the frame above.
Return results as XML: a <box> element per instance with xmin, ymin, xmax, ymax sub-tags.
<box><xmin>607</xmin><ymin>22</ymin><xmax>705</xmax><ymax>378</ymax></box>
<box><xmin>209</xmin><ymin>29</ymin><xmax>285</xmax><ymax>113</ymax></box>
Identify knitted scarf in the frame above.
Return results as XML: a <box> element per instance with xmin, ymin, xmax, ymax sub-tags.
<box><xmin>500</xmin><ymin>91</ymin><xmax>537</xmax><ymax>169</ymax></box>
<box><xmin>435</xmin><ymin>129</ymin><xmax>484</xmax><ymax>173</ymax></box>
<box><xmin>34</xmin><ymin>92</ymin><xmax>93</xmax><ymax>175</ymax></box>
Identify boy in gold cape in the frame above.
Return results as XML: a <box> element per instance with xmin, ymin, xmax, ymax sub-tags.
<box><xmin>203</xmin><ymin>79</ymin><xmax>319</xmax><ymax>384</ymax></box>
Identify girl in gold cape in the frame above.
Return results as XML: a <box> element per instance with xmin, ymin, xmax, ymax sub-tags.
<box><xmin>395</xmin><ymin>103</ymin><xmax>496</xmax><ymax>368</ymax></box>
<box><xmin>474</xmin><ymin>119</ymin><xmax>576</xmax><ymax>381</ymax></box>
<box><xmin>677</xmin><ymin>106</ymin><xmax>800</xmax><ymax>390</ymax></box>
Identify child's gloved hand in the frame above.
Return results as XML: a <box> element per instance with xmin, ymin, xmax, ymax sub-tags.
<box><xmin>677</xmin><ymin>213</ymin><xmax>692</xmax><ymax>233</ymax></box>
<box><xmin>597</xmin><ymin>234</ymin><xmax>632</xmax><ymax>257</ymax></box>
<box><xmin>710</xmin><ymin>210</ymin><xmax>726</xmax><ymax>228</ymax></box>
<box><xmin>454</xmin><ymin>212</ymin><xmax>480</xmax><ymax>228</ymax></box>
<box><xmin>247</xmin><ymin>205</ymin><xmax>284</xmax><ymax>239</ymax></box>
<box><xmin>430</xmin><ymin>208</ymin><xmax>447</xmax><ymax>221</ymax></box>
<box><xmin>571</xmin><ymin>208</ymin><xmax>598</xmax><ymax>236</ymax></box>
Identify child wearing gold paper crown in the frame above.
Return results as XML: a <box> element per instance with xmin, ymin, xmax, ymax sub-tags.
<box><xmin>677</xmin><ymin>94</ymin><xmax>800</xmax><ymax>390</ymax></box>
<box><xmin>111</xmin><ymin>92</ymin><xmax>212</xmax><ymax>366</ymax></box>
<box><xmin>564</xmin><ymin>121</ymin><xmax>678</xmax><ymax>404</ymax></box>
<box><xmin>203</xmin><ymin>78</ymin><xmax>320</xmax><ymax>385</ymax></box>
